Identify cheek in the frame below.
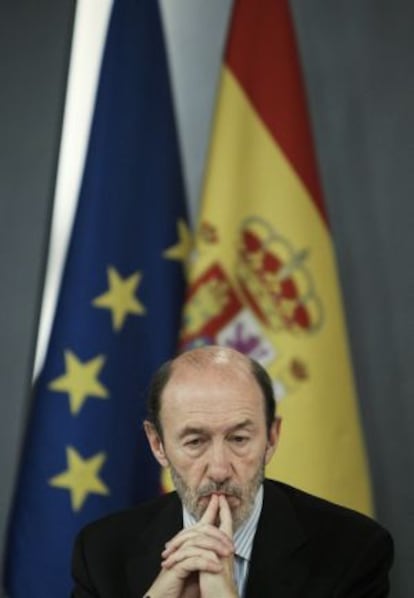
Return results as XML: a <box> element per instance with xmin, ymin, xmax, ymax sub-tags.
<box><xmin>235</xmin><ymin>446</ymin><xmax>267</xmax><ymax>474</ymax></box>
<box><xmin>241</xmin><ymin>457</ymin><xmax>262</xmax><ymax>473</ymax></box>
<box><xmin>169</xmin><ymin>451</ymin><xmax>206</xmax><ymax>483</ymax></box>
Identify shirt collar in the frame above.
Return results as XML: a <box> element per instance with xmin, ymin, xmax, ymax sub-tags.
<box><xmin>182</xmin><ymin>484</ymin><xmax>263</xmax><ymax>562</ymax></box>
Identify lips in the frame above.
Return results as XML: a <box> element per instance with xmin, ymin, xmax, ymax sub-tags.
<box><xmin>197</xmin><ymin>482</ymin><xmax>243</xmax><ymax>503</ymax></box>
<box><xmin>198</xmin><ymin>492</ymin><xmax>240</xmax><ymax>505</ymax></box>
<box><xmin>200</xmin><ymin>491</ymin><xmax>231</xmax><ymax>498</ymax></box>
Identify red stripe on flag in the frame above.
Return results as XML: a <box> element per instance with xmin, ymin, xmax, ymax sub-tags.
<box><xmin>225</xmin><ymin>0</ymin><xmax>327</xmax><ymax>225</ymax></box>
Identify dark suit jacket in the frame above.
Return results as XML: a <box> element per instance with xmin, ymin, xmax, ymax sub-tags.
<box><xmin>72</xmin><ymin>479</ymin><xmax>393</xmax><ymax>597</ymax></box>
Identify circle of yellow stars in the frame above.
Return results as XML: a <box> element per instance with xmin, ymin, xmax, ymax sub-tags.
<box><xmin>47</xmin><ymin>219</ymin><xmax>192</xmax><ymax>511</ymax></box>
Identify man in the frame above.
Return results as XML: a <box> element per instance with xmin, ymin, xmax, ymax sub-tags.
<box><xmin>72</xmin><ymin>346</ymin><xmax>393</xmax><ymax>597</ymax></box>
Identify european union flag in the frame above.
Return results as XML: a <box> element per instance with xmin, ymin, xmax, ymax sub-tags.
<box><xmin>4</xmin><ymin>1</ymin><xmax>189</xmax><ymax>595</ymax></box>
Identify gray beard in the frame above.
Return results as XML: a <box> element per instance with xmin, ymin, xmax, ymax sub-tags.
<box><xmin>169</xmin><ymin>461</ymin><xmax>265</xmax><ymax>532</ymax></box>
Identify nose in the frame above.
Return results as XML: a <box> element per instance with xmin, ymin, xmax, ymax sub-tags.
<box><xmin>206</xmin><ymin>441</ymin><xmax>232</xmax><ymax>483</ymax></box>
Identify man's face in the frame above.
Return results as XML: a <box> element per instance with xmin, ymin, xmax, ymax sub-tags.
<box><xmin>146</xmin><ymin>358</ymin><xmax>279</xmax><ymax>531</ymax></box>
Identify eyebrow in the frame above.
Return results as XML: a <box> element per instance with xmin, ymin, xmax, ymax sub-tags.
<box><xmin>177</xmin><ymin>419</ymin><xmax>256</xmax><ymax>440</ymax></box>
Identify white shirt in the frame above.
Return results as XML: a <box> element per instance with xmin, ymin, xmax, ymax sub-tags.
<box><xmin>182</xmin><ymin>485</ymin><xmax>264</xmax><ymax>597</ymax></box>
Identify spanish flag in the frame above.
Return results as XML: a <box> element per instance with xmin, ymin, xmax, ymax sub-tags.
<box><xmin>180</xmin><ymin>0</ymin><xmax>372</xmax><ymax>514</ymax></box>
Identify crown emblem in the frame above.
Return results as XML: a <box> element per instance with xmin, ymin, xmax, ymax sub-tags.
<box><xmin>236</xmin><ymin>217</ymin><xmax>323</xmax><ymax>334</ymax></box>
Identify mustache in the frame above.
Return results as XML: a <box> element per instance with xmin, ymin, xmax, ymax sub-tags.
<box><xmin>197</xmin><ymin>481</ymin><xmax>243</xmax><ymax>500</ymax></box>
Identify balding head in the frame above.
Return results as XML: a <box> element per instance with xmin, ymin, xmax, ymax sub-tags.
<box><xmin>146</xmin><ymin>346</ymin><xmax>276</xmax><ymax>438</ymax></box>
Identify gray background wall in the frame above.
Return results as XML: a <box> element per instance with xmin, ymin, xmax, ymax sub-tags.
<box><xmin>1</xmin><ymin>1</ymin><xmax>413</xmax><ymax>597</ymax></box>
<box><xmin>0</xmin><ymin>0</ymin><xmax>76</xmax><ymax>585</ymax></box>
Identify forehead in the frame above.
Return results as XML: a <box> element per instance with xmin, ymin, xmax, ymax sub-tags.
<box><xmin>159</xmin><ymin>361</ymin><xmax>267</xmax><ymax>431</ymax></box>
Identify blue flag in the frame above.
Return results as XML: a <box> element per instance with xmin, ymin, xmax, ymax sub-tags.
<box><xmin>4</xmin><ymin>1</ymin><xmax>189</xmax><ymax>595</ymax></box>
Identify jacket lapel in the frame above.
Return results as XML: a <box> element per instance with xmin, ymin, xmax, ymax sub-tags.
<box><xmin>125</xmin><ymin>493</ymin><xmax>182</xmax><ymax>597</ymax></box>
<box><xmin>245</xmin><ymin>480</ymin><xmax>309</xmax><ymax>598</ymax></box>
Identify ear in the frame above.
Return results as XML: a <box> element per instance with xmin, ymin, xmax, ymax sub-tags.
<box><xmin>143</xmin><ymin>421</ymin><xmax>169</xmax><ymax>468</ymax></box>
<box><xmin>264</xmin><ymin>416</ymin><xmax>281</xmax><ymax>465</ymax></box>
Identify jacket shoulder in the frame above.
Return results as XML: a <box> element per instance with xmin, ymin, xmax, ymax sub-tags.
<box><xmin>247</xmin><ymin>481</ymin><xmax>393</xmax><ymax>597</ymax></box>
<box><xmin>71</xmin><ymin>492</ymin><xmax>181</xmax><ymax>596</ymax></box>
<box><xmin>262</xmin><ymin>478</ymin><xmax>393</xmax><ymax>569</ymax></box>
<box><xmin>78</xmin><ymin>491</ymin><xmax>179</xmax><ymax>547</ymax></box>
<box><xmin>264</xmin><ymin>479</ymin><xmax>388</xmax><ymax>536</ymax></box>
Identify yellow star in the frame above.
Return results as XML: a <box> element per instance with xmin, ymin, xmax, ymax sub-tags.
<box><xmin>163</xmin><ymin>218</ymin><xmax>192</xmax><ymax>263</ymax></box>
<box><xmin>49</xmin><ymin>446</ymin><xmax>109</xmax><ymax>511</ymax></box>
<box><xmin>92</xmin><ymin>266</ymin><xmax>146</xmax><ymax>331</ymax></box>
<box><xmin>48</xmin><ymin>350</ymin><xmax>109</xmax><ymax>415</ymax></box>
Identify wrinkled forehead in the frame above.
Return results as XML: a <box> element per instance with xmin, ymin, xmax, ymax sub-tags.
<box><xmin>160</xmin><ymin>348</ymin><xmax>262</xmax><ymax>412</ymax></box>
<box><xmin>169</xmin><ymin>348</ymin><xmax>256</xmax><ymax>390</ymax></box>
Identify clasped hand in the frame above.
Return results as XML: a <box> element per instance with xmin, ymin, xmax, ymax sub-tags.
<box><xmin>144</xmin><ymin>494</ymin><xmax>238</xmax><ymax>598</ymax></box>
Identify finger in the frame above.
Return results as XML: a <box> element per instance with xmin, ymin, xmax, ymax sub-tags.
<box><xmin>162</xmin><ymin>533</ymin><xmax>233</xmax><ymax>559</ymax></box>
<box><xmin>164</xmin><ymin>522</ymin><xmax>230</xmax><ymax>549</ymax></box>
<box><xmin>218</xmin><ymin>495</ymin><xmax>233</xmax><ymax>538</ymax></box>
<box><xmin>162</xmin><ymin>525</ymin><xmax>233</xmax><ymax>558</ymax></box>
<box><xmin>162</xmin><ymin>547</ymin><xmax>223</xmax><ymax>573</ymax></box>
<box><xmin>200</xmin><ymin>493</ymin><xmax>219</xmax><ymax>525</ymax></box>
<box><xmin>165</xmin><ymin>555</ymin><xmax>222</xmax><ymax>575</ymax></box>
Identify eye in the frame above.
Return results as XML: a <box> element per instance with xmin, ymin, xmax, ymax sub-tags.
<box><xmin>229</xmin><ymin>435</ymin><xmax>250</xmax><ymax>446</ymax></box>
<box><xmin>184</xmin><ymin>437</ymin><xmax>205</xmax><ymax>448</ymax></box>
